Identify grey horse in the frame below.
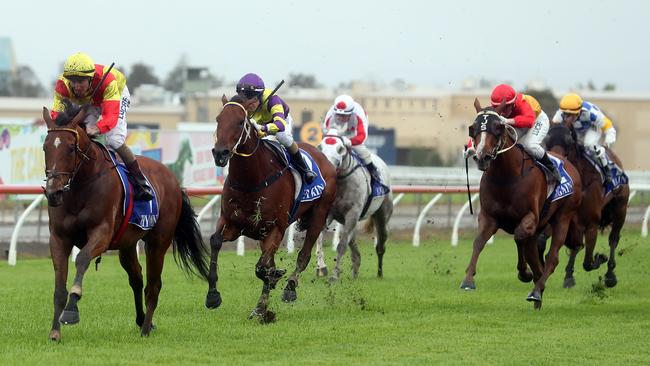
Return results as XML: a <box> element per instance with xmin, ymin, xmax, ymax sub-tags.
<box><xmin>315</xmin><ymin>130</ymin><xmax>393</xmax><ymax>279</ymax></box>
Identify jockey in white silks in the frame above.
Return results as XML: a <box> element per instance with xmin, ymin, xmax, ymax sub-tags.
<box><xmin>323</xmin><ymin>94</ymin><xmax>382</xmax><ymax>183</ymax></box>
<box><xmin>551</xmin><ymin>93</ymin><xmax>617</xmax><ymax>186</ymax></box>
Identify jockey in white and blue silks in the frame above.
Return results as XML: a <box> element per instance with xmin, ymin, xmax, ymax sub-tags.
<box><xmin>551</xmin><ymin>93</ymin><xmax>617</xmax><ymax>185</ymax></box>
<box><xmin>236</xmin><ymin>73</ymin><xmax>316</xmax><ymax>184</ymax></box>
<box><xmin>323</xmin><ymin>94</ymin><xmax>381</xmax><ymax>183</ymax></box>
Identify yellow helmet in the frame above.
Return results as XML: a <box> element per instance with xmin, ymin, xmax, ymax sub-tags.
<box><xmin>559</xmin><ymin>93</ymin><xmax>583</xmax><ymax>114</ymax></box>
<box><xmin>63</xmin><ymin>52</ymin><xmax>95</xmax><ymax>78</ymax></box>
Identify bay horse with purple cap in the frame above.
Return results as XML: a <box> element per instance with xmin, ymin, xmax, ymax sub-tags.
<box><xmin>206</xmin><ymin>95</ymin><xmax>336</xmax><ymax>323</ymax></box>
<box><xmin>460</xmin><ymin>99</ymin><xmax>582</xmax><ymax>309</ymax></box>
<box><xmin>41</xmin><ymin>103</ymin><xmax>209</xmax><ymax>341</ymax></box>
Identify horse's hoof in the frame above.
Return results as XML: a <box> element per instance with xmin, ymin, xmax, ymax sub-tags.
<box><xmin>563</xmin><ymin>277</ymin><xmax>576</xmax><ymax>289</ymax></box>
<box><xmin>59</xmin><ymin>310</ymin><xmax>80</xmax><ymax>325</ymax></box>
<box><xmin>205</xmin><ymin>289</ymin><xmax>222</xmax><ymax>309</ymax></box>
<box><xmin>140</xmin><ymin>323</ymin><xmax>156</xmax><ymax>337</ymax></box>
<box><xmin>260</xmin><ymin>310</ymin><xmax>276</xmax><ymax>324</ymax></box>
<box><xmin>248</xmin><ymin>308</ymin><xmax>276</xmax><ymax>324</ymax></box>
<box><xmin>526</xmin><ymin>289</ymin><xmax>543</xmax><ymax>310</ymax></box>
<box><xmin>316</xmin><ymin>267</ymin><xmax>328</xmax><ymax>277</ymax></box>
<box><xmin>596</xmin><ymin>253</ymin><xmax>609</xmax><ymax>264</ymax></box>
<box><xmin>518</xmin><ymin>271</ymin><xmax>534</xmax><ymax>283</ymax></box>
<box><xmin>460</xmin><ymin>280</ymin><xmax>476</xmax><ymax>290</ymax></box>
<box><xmin>48</xmin><ymin>330</ymin><xmax>61</xmax><ymax>342</ymax></box>
<box><xmin>604</xmin><ymin>273</ymin><xmax>618</xmax><ymax>288</ymax></box>
<box><xmin>282</xmin><ymin>289</ymin><xmax>297</xmax><ymax>303</ymax></box>
<box><xmin>377</xmin><ymin>271</ymin><xmax>383</xmax><ymax>279</ymax></box>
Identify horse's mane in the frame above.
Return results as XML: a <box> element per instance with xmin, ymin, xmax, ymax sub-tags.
<box><xmin>54</xmin><ymin>99</ymin><xmax>84</xmax><ymax>127</ymax></box>
<box><xmin>229</xmin><ymin>95</ymin><xmax>245</xmax><ymax>104</ymax></box>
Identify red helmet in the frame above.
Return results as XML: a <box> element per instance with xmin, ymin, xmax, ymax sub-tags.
<box><xmin>490</xmin><ymin>84</ymin><xmax>517</xmax><ymax>106</ymax></box>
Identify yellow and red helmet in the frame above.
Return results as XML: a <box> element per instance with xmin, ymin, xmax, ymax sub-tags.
<box><xmin>63</xmin><ymin>52</ymin><xmax>95</xmax><ymax>79</ymax></box>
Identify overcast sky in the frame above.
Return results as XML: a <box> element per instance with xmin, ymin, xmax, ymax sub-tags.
<box><xmin>4</xmin><ymin>0</ymin><xmax>648</xmax><ymax>92</ymax></box>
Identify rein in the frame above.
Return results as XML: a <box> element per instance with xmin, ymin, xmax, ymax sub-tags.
<box><xmin>45</xmin><ymin>128</ymin><xmax>94</xmax><ymax>191</ymax></box>
<box><xmin>218</xmin><ymin>102</ymin><xmax>261</xmax><ymax>158</ymax></box>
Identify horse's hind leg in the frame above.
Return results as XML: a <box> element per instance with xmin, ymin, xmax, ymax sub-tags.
<box><xmin>283</xmin><ymin>204</ymin><xmax>331</xmax><ymax>302</ymax></box>
<box><xmin>563</xmin><ymin>248</ymin><xmax>579</xmax><ymax>288</ymax></box>
<box><xmin>332</xmin><ymin>216</ymin><xmax>358</xmax><ymax>281</ymax></box>
<box><xmin>373</xmin><ymin>205</ymin><xmax>390</xmax><ymax>278</ymax></box>
<box><xmin>141</xmin><ymin>237</ymin><xmax>169</xmax><ymax>336</ymax></box>
<box><xmin>49</xmin><ymin>237</ymin><xmax>73</xmax><ymax>342</ymax></box>
<box><xmin>250</xmin><ymin>229</ymin><xmax>284</xmax><ymax>323</ymax></box>
<box><xmin>583</xmin><ymin>224</ymin><xmax>607</xmax><ymax>271</ymax></box>
<box><xmin>605</xmin><ymin>200</ymin><xmax>627</xmax><ymax>288</ymax></box>
<box><xmin>118</xmin><ymin>245</ymin><xmax>145</xmax><ymax>327</ymax></box>
<box><xmin>461</xmin><ymin>212</ymin><xmax>497</xmax><ymax>290</ymax></box>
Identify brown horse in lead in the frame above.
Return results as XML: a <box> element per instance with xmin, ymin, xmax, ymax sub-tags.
<box><xmin>42</xmin><ymin>105</ymin><xmax>209</xmax><ymax>341</ymax></box>
<box><xmin>544</xmin><ymin>123</ymin><xmax>629</xmax><ymax>288</ymax></box>
<box><xmin>460</xmin><ymin>99</ymin><xmax>582</xmax><ymax>308</ymax></box>
<box><xmin>206</xmin><ymin>95</ymin><xmax>336</xmax><ymax>323</ymax></box>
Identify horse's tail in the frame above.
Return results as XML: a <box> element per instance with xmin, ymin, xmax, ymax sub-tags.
<box><xmin>599</xmin><ymin>199</ymin><xmax>616</xmax><ymax>232</ymax></box>
<box><xmin>172</xmin><ymin>190</ymin><xmax>210</xmax><ymax>281</ymax></box>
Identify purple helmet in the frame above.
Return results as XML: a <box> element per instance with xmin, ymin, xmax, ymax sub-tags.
<box><xmin>236</xmin><ymin>73</ymin><xmax>265</xmax><ymax>99</ymax></box>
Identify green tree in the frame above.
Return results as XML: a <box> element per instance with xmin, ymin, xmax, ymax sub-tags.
<box><xmin>126</xmin><ymin>62</ymin><xmax>159</xmax><ymax>93</ymax></box>
<box><xmin>288</xmin><ymin>73</ymin><xmax>321</xmax><ymax>88</ymax></box>
<box><xmin>523</xmin><ymin>88</ymin><xmax>559</xmax><ymax>116</ymax></box>
<box><xmin>6</xmin><ymin>65</ymin><xmax>46</xmax><ymax>97</ymax></box>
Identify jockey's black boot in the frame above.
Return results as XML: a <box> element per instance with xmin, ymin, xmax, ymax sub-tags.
<box><xmin>539</xmin><ymin>153</ymin><xmax>561</xmax><ymax>182</ymax></box>
<box><xmin>601</xmin><ymin>164</ymin><xmax>614</xmax><ymax>187</ymax></box>
<box><xmin>366</xmin><ymin>162</ymin><xmax>382</xmax><ymax>183</ymax></box>
<box><xmin>126</xmin><ymin>159</ymin><xmax>154</xmax><ymax>201</ymax></box>
<box><xmin>290</xmin><ymin>151</ymin><xmax>316</xmax><ymax>184</ymax></box>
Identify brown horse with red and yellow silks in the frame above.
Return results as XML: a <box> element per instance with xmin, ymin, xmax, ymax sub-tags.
<box><xmin>460</xmin><ymin>99</ymin><xmax>582</xmax><ymax>309</ymax></box>
<box><xmin>42</xmin><ymin>104</ymin><xmax>209</xmax><ymax>341</ymax></box>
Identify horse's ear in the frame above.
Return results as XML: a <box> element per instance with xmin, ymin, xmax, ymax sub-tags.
<box><xmin>473</xmin><ymin>98</ymin><xmax>482</xmax><ymax>113</ymax></box>
<box><xmin>494</xmin><ymin>99</ymin><xmax>507</xmax><ymax>115</ymax></box>
<box><xmin>221</xmin><ymin>94</ymin><xmax>228</xmax><ymax>105</ymax></box>
<box><xmin>69</xmin><ymin>105</ymin><xmax>88</xmax><ymax>127</ymax></box>
<box><xmin>42</xmin><ymin>107</ymin><xmax>55</xmax><ymax>128</ymax></box>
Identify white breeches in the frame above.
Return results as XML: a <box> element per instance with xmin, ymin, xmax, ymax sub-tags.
<box><xmin>85</xmin><ymin>86</ymin><xmax>130</xmax><ymax>150</ymax></box>
<box><xmin>275</xmin><ymin>114</ymin><xmax>294</xmax><ymax>147</ymax></box>
<box><xmin>518</xmin><ymin>111</ymin><xmax>549</xmax><ymax>159</ymax></box>
<box><xmin>351</xmin><ymin>144</ymin><xmax>373</xmax><ymax>165</ymax></box>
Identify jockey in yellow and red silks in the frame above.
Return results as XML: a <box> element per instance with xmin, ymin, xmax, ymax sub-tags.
<box><xmin>235</xmin><ymin>73</ymin><xmax>316</xmax><ymax>184</ymax></box>
<box><xmin>50</xmin><ymin>52</ymin><xmax>153</xmax><ymax>200</ymax></box>
<box><xmin>466</xmin><ymin>84</ymin><xmax>560</xmax><ymax>181</ymax></box>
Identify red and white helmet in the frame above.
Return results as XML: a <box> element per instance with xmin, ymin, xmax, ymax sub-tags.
<box><xmin>333</xmin><ymin>94</ymin><xmax>355</xmax><ymax>115</ymax></box>
<box><xmin>490</xmin><ymin>84</ymin><xmax>517</xmax><ymax>106</ymax></box>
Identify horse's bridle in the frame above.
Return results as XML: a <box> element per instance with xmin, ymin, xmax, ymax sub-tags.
<box><xmin>45</xmin><ymin>127</ymin><xmax>92</xmax><ymax>192</ymax></box>
<box><xmin>472</xmin><ymin>110</ymin><xmax>519</xmax><ymax>160</ymax></box>
<box><xmin>322</xmin><ymin>134</ymin><xmax>362</xmax><ymax>179</ymax></box>
<box><xmin>215</xmin><ymin>102</ymin><xmax>261</xmax><ymax>159</ymax></box>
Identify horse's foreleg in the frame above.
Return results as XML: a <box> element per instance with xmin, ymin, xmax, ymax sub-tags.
<box><xmin>332</xmin><ymin>216</ymin><xmax>358</xmax><ymax>281</ymax></box>
<box><xmin>118</xmin><ymin>246</ymin><xmax>144</xmax><ymax>327</ymax></box>
<box><xmin>49</xmin><ymin>236</ymin><xmax>72</xmax><ymax>342</ymax></box>
<box><xmin>563</xmin><ymin>248</ymin><xmax>579</xmax><ymax>288</ymax></box>
<box><xmin>59</xmin><ymin>226</ymin><xmax>111</xmax><ymax>326</ymax></box>
<box><xmin>206</xmin><ymin>219</ymin><xmax>226</xmax><ymax>310</ymax></box>
<box><xmin>315</xmin><ymin>232</ymin><xmax>328</xmax><ymax>277</ymax></box>
<box><xmin>461</xmin><ymin>212</ymin><xmax>497</xmax><ymax>290</ymax></box>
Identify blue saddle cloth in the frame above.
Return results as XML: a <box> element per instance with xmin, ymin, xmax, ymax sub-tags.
<box><xmin>108</xmin><ymin>150</ymin><xmax>159</xmax><ymax>230</ymax></box>
<box><xmin>285</xmin><ymin>149</ymin><xmax>326</xmax><ymax>222</ymax></box>
<box><xmin>545</xmin><ymin>155</ymin><xmax>575</xmax><ymax>203</ymax></box>
<box><xmin>350</xmin><ymin>151</ymin><xmax>390</xmax><ymax>195</ymax></box>
<box><xmin>583</xmin><ymin>152</ymin><xmax>629</xmax><ymax>195</ymax></box>
<box><xmin>604</xmin><ymin>164</ymin><xmax>629</xmax><ymax>195</ymax></box>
